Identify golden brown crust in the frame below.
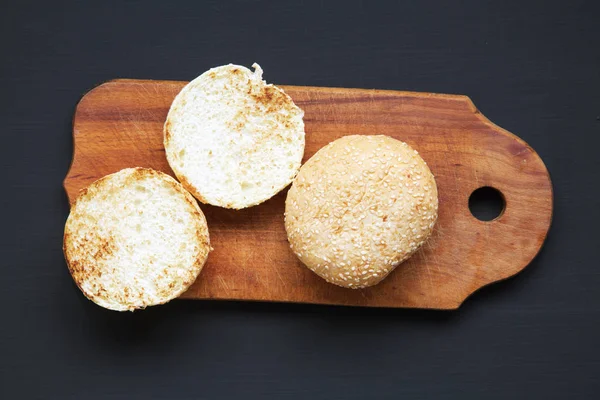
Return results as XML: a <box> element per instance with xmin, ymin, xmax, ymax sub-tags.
<box><xmin>285</xmin><ymin>135</ymin><xmax>438</xmax><ymax>289</ymax></box>
<box><xmin>164</xmin><ymin>120</ymin><xmax>173</xmax><ymax>144</ymax></box>
<box><xmin>174</xmin><ymin>173</ymin><xmax>209</xmax><ymax>205</ymax></box>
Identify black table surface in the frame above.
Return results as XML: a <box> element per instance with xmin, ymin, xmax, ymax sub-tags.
<box><xmin>2</xmin><ymin>1</ymin><xmax>599</xmax><ymax>399</ymax></box>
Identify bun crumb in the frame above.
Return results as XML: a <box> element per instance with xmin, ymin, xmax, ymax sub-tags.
<box><xmin>164</xmin><ymin>63</ymin><xmax>305</xmax><ymax>209</ymax></box>
<box><xmin>63</xmin><ymin>168</ymin><xmax>210</xmax><ymax>311</ymax></box>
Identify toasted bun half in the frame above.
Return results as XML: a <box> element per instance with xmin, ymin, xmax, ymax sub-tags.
<box><xmin>164</xmin><ymin>63</ymin><xmax>305</xmax><ymax>209</ymax></box>
<box><xmin>63</xmin><ymin>168</ymin><xmax>210</xmax><ymax>311</ymax></box>
<box><xmin>285</xmin><ymin>135</ymin><xmax>438</xmax><ymax>289</ymax></box>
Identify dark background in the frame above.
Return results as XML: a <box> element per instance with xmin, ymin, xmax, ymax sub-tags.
<box><xmin>1</xmin><ymin>0</ymin><xmax>599</xmax><ymax>398</ymax></box>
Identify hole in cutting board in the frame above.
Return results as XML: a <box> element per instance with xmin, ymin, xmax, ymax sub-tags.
<box><xmin>469</xmin><ymin>186</ymin><xmax>505</xmax><ymax>221</ymax></box>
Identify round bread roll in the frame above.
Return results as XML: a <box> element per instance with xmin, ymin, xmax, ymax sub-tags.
<box><xmin>164</xmin><ymin>63</ymin><xmax>305</xmax><ymax>209</ymax></box>
<box><xmin>285</xmin><ymin>135</ymin><xmax>438</xmax><ymax>289</ymax></box>
<box><xmin>63</xmin><ymin>168</ymin><xmax>211</xmax><ymax>311</ymax></box>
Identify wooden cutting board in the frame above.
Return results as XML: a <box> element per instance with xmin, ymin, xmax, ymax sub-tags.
<box><xmin>64</xmin><ymin>79</ymin><xmax>553</xmax><ymax>309</ymax></box>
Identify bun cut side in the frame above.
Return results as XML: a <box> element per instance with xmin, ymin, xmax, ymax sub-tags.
<box><xmin>63</xmin><ymin>168</ymin><xmax>211</xmax><ymax>311</ymax></box>
<box><xmin>164</xmin><ymin>63</ymin><xmax>305</xmax><ymax>209</ymax></box>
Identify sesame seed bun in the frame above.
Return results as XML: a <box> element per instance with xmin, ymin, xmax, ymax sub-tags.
<box><xmin>164</xmin><ymin>63</ymin><xmax>305</xmax><ymax>209</ymax></box>
<box><xmin>63</xmin><ymin>168</ymin><xmax>211</xmax><ymax>311</ymax></box>
<box><xmin>284</xmin><ymin>135</ymin><xmax>438</xmax><ymax>289</ymax></box>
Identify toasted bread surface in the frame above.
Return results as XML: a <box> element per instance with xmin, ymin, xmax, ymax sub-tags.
<box><xmin>63</xmin><ymin>168</ymin><xmax>210</xmax><ymax>311</ymax></box>
<box><xmin>164</xmin><ymin>63</ymin><xmax>305</xmax><ymax>209</ymax></box>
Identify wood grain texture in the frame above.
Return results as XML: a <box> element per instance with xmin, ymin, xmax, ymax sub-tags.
<box><xmin>64</xmin><ymin>79</ymin><xmax>553</xmax><ymax>309</ymax></box>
